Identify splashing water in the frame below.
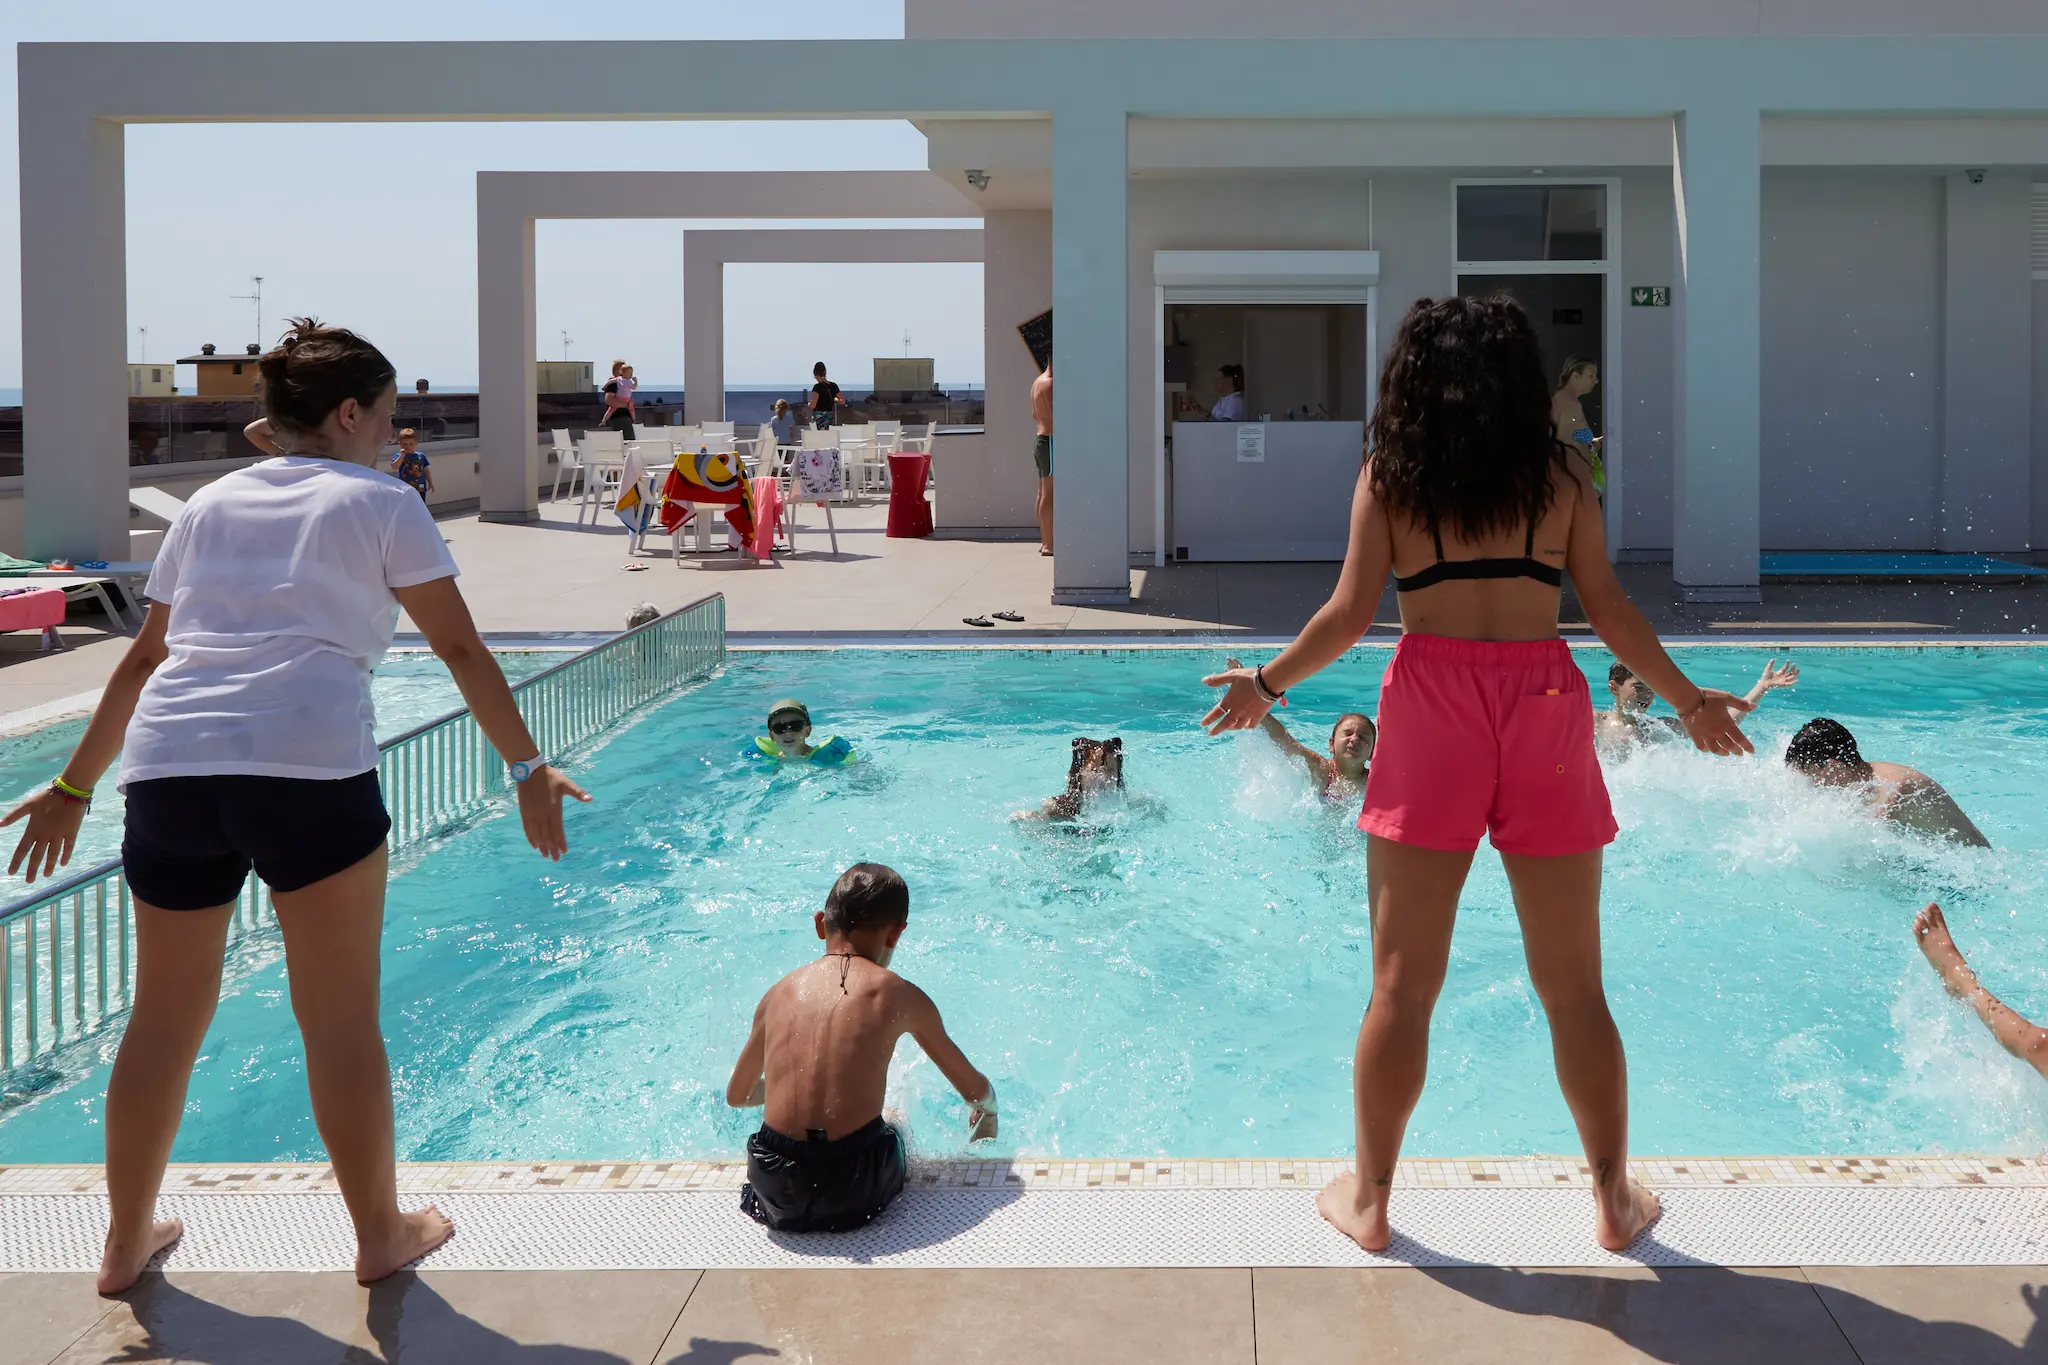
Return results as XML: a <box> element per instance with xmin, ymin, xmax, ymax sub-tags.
<box><xmin>3</xmin><ymin>645</ymin><xmax>2046</xmax><ymax>1163</ymax></box>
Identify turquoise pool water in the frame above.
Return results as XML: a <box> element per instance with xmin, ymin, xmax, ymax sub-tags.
<box><xmin>3</xmin><ymin>645</ymin><xmax>2047</xmax><ymax>1163</ymax></box>
<box><xmin>0</xmin><ymin>651</ymin><xmax>561</xmax><ymax>876</ymax></box>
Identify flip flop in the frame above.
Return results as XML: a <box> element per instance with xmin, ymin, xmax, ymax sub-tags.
<box><xmin>962</xmin><ymin>616</ymin><xmax>995</xmax><ymax>628</ymax></box>
<box><xmin>623</xmin><ymin>563</ymin><xmax>649</xmax><ymax>572</ymax></box>
<box><xmin>992</xmin><ymin>611</ymin><xmax>1024</xmax><ymax>623</ymax></box>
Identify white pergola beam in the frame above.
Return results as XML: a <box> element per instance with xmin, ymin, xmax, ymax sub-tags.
<box><xmin>682</xmin><ymin>228</ymin><xmax>983</xmax><ymax>426</ymax></box>
<box><xmin>473</xmin><ymin>172</ymin><xmax>976</xmax><ymax>522</ymax></box>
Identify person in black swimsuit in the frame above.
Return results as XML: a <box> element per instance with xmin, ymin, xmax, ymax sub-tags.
<box><xmin>807</xmin><ymin>362</ymin><xmax>845</xmax><ymax>430</ymax></box>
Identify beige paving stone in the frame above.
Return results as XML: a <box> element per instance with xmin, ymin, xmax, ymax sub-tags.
<box><xmin>658</xmin><ymin>1268</ymin><xmax>1255</xmax><ymax>1365</ymax></box>
<box><xmin>0</xmin><ymin>1272</ymin><xmax>120</xmax><ymax>1365</ymax></box>
<box><xmin>50</xmin><ymin>1269</ymin><xmax>700</xmax><ymax>1365</ymax></box>
<box><xmin>1803</xmin><ymin>1265</ymin><xmax>2048</xmax><ymax>1363</ymax></box>
<box><xmin>1252</xmin><ymin>1265</ymin><xmax>1860</xmax><ymax>1365</ymax></box>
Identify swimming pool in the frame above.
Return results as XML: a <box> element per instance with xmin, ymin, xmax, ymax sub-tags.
<box><xmin>0</xmin><ymin>650</ymin><xmax>561</xmax><ymax>874</ymax></box>
<box><xmin>3</xmin><ymin>644</ymin><xmax>2046</xmax><ymax>1164</ymax></box>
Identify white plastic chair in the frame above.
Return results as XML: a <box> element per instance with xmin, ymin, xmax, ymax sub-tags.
<box><xmin>901</xmin><ymin>424</ymin><xmax>939</xmax><ymax>456</ymax></box>
<box><xmin>548</xmin><ymin>428</ymin><xmax>579</xmax><ymax>502</ymax></box>
<box><xmin>869</xmin><ymin>420</ymin><xmax>903</xmax><ymax>455</ymax></box>
<box><xmin>574</xmin><ymin>429</ymin><xmax>626</xmax><ymax>524</ymax></box>
<box><xmin>800</xmin><ymin>427</ymin><xmax>838</xmax><ymax>450</ymax></box>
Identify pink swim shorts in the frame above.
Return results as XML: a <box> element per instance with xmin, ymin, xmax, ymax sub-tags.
<box><xmin>1358</xmin><ymin>634</ymin><xmax>1616</xmax><ymax>857</ymax></box>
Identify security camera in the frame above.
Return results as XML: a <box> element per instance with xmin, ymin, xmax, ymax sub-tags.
<box><xmin>965</xmin><ymin>169</ymin><xmax>991</xmax><ymax>191</ymax></box>
<box><xmin>1966</xmin><ymin>169</ymin><xmax>1986</xmax><ymax>184</ymax></box>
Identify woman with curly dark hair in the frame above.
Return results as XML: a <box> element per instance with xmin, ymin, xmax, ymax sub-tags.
<box><xmin>1200</xmin><ymin>295</ymin><xmax>1751</xmax><ymax>1254</ymax></box>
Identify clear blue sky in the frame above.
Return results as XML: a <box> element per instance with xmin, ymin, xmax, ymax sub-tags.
<box><xmin>1</xmin><ymin>2</ymin><xmax>988</xmax><ymax>393</ymax></box>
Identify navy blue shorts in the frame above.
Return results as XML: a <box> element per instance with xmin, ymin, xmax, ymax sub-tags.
<box><xmin>122</xmin><ymin>771</ymin><xmax>391</xmax><ymax>911</ymax></box>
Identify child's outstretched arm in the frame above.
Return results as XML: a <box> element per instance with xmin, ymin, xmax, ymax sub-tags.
<box><xmin>1916</xmin><ymin>904</ymin><xmax>2048</xmax><ymax>1078</ymax></box>
<box><xmin>725</xmin><ymin>997</ymin><xmax>769</xmax><ymax>1107</ymax></box>
<box><xmin>904</xmin><ymin>984</ymin><xmax>997</xmax><ymax>1140</ymax></box>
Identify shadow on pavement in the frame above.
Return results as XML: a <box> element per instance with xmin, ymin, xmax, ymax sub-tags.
<box><xmin>1430</xmin><ymin>1262</ymin><xmax>2048</xmax><ymax>1364</ymax></box>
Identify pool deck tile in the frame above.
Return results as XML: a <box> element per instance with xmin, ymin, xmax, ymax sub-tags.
<box><xmin>1803</xmin><ymin>1265</ymin><xmax>2048</xmax><ymax>1361</ymax></box>
<box><xmin>658</xmin><ymin>1267</ymin><xmax>1257</xmax><ymax>1365</ymax></box>
<box><xmin>1252</xmin><ymin>1265</ymin><xmax>1868</xmax><ymax>1365</ymax></box>
<box><xmin>5</xmin><ymin>1265</ymin><xmax>2041</xmax><ymax>1365</ymax></box>
<box><xmin>43</xmin><ymin>1269</ymin><xmax>702</xmax><ymax>1365</ymax></box>
<box><xmin>0</xmin><ymin>1272</ymin><xmax>122</xmax><ymax>1365</ymax></box>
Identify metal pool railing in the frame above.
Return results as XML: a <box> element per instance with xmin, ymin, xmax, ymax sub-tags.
<box><xmin>0</xmin><ymin>592</ymin><xmax>725</xmax><ymax>1079</ymax></box>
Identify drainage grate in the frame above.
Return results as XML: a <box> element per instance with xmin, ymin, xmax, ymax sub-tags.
<box><xmin>4</xmin><ymin>1185</ymin><xmax>2047</xmax><ymax>1272</ymax></box>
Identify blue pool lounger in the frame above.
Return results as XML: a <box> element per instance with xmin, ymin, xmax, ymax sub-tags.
<box><xmin>1759</xmin><ymin>553</ymin><xmax>2048</xmax><ymax>584</ymax></box>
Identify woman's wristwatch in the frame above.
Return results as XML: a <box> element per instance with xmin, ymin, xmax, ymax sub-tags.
<box><xmin>509</xmin><ymin>756</ymin><xmax>551</xmax><ymax>784</ymax></box>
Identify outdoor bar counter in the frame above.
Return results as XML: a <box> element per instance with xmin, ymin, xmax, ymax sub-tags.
<box><xmin>1170</xmin><ymin>419</ymin><xmax>1363</xmax><ymax>562</ymax></box>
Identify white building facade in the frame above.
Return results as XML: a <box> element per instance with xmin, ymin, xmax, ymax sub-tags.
<box><xmin>17</xmin><ymin>4</ymin><xmax>2048</xmax><ymax>603</ymax></box>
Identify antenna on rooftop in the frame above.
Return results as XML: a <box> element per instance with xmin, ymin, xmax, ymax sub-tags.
<box><xmin>136</xmin><ymin>325</ymin><xmax>147</xmax><ymax>364</ymax></box>
<box><xmin>561</xmin><ymin>330</ymin><xmax>574</xmax><ymax>360</ymax></box>
<box><xmin>902</xmin><ymin>329</ymin><xmax>912</xmax><ymax>358</ymax></box>
<box><xmin>230</xmin><ymin>276</ymin><xmax>264</xmax><ymax>350</ymax></box>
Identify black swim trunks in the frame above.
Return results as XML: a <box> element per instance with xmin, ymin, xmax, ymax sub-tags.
<box><xmin>739</xmin><ymin>1117</ymin><xmax>906</xmax><ymax>1232</ymax></box>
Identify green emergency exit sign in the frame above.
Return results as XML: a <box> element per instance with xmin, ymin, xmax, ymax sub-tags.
<box><xmin>1630</xmin><ymin>286</ymin><xmax>1671</xmax><ymax>307</ymax></box>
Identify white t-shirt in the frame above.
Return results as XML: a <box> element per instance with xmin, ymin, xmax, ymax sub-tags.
<box><xmin>121</xmin><ymin>456</ymin><xmax>459</xmax><ymax>788</ymax></box>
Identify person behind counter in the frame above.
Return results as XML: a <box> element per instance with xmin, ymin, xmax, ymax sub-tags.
<box><xmin>1187</xmin><ymin>364</ymin><xmax>1247</xmax><ymax>422</ymax></box>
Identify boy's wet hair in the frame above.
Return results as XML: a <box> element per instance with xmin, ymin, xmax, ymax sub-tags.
<box><xmin>1785</xmin><ymin>717</ymin><xmax>1863</xmax><ymax>771</ymax></box>
<box><xmin>1608</xmin><ymin>662</ymin><xmax>1635</xmax><ymax>686</ymax></box>
<box><xmin>823</xmin><ymin>863</ymin><xmax>909</xmax><ymax>934</ymax></box>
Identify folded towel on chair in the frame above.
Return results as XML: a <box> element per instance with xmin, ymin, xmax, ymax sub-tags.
<box><xmin>749</xmin><ymin>477</ymin><xmax>784</xmax><ymax>560</ymax></box>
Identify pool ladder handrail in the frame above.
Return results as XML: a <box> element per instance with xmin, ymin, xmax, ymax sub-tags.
<box><xmin>0</xmin><ymin>591</ymin><xmax>725</xmax><ymax>1079</ymax></box>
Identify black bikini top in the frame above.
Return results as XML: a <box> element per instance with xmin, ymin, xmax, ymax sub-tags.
<box><xmin>1393</xmin><ymin>522</ymin><xmax>1563</xmax><ymax>594</ymax></box>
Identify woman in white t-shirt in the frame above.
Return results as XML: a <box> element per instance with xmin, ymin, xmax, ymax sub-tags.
<box><xmin>3</xmin><ymin>319</ymin><xmax>591</xmax><ymax>1293</ymax></box>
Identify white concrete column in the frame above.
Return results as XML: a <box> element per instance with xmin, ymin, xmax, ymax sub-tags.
<box><xmin>953</xmin><ymin>209</ymin><xmax>1050</xmax><ymax>532</ymax></box>
<box><xmin>683</xmin><ymin>247</ymin><xmax>725</xmax><ymax>425</ymax></box>
<box><xmin>1670</xmin><ymin>105</ymin><xmax>1761</xmax><ymax>602</ymax></box>
<box><xmin>1939</xmin><ymin>171</ymin><xmax>2033</xmax><ymax>552</ymax></box>
<box><xmin>476</xmin><ymin>189</ymin><xmax>538</xmax><ymax>523</ymax></box>
<box><xmin>21</xmin><ymin>111</ymin><xmax>128</xmax><ymax>560</ymax></box>
<box><xmin>1050</xmin><ymin>104</ymin><xmax>1130</xmax><ymax>605</ymax></box>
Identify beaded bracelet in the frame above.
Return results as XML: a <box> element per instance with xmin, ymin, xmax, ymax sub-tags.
<box><xmin>51</xmin><ymin>776</ymin><xmax>92</xmax><ymax>812</ymax></box>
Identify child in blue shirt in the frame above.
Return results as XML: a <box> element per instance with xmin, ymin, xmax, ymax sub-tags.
<box><xmin>391</xmin><ymin>428</ymin><xmax>432</xmax><ymax>501</ymax></box>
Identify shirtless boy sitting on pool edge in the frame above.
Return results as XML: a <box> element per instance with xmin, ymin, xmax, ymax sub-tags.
<box><xmin>726</xmin><ymin>862</ymin><xmax>998</xmax><ymax>1232</ymax></box>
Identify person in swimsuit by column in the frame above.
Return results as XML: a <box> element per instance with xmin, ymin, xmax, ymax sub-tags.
<box><xmin>1201</xmin><ymin>295</ymin><xmax>1752</xmax><ymax>1254</ymax></box>
<box><xmin>1551</xmin><ymin>357</ymin><xmax>1603</xmax><ymax>497</ymax></box>
<box><xmin>1031</xmin><ymin>363</ymin><xmax>1054</xmax><ymax>557</ymax></box>
<box><xmin>1226</xmin><ymin>656</ymin><xmax>1373</xmax><ymax>800</ymax></box>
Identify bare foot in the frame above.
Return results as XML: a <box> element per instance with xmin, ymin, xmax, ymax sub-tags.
<box><xmin>98</xmin><ymin>1217</ymin><xmax>183</xmax><ymax>1295</ymax></box>
<box><xmin>1316</xmin><ymin>1171</ymin><xmax>1391</xmax><ymax>1252</ymax></box>
<box><xmin>1915</xmin><ymin>903</ymin><xmax>1968</xmax><ymax>976</ymax></box>
<box><xmin>1595</xmin><ymin>1178</ymin><xmax>1662</xmax><ymax>1252</ymax></box>
<box><xmin>354</xmin><ymin>1207</ymin><xmax>454</xmax><ymax>1284</ymax></box>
